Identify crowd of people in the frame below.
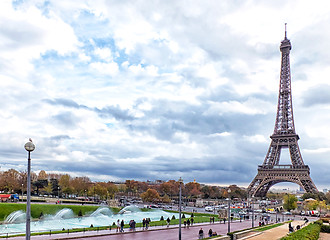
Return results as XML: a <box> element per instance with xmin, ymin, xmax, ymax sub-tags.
<box><xmin>114</xmin><ymin>217</ymin><xmax>151</xmax><ymax>233</ymax></box>
<box><xmin>110</xmin><ymin>214</ymin><xmax>221</xmax><ymax>239</ymax></box>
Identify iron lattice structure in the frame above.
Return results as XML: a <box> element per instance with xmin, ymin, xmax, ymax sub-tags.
<box><xmin>248</xmin><ymin>28</ymin><xmax>318</xmax><ymax>197</ymax></box>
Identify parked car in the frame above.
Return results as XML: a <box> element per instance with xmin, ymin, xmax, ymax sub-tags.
<box><xmin>283</xmin><ymin>211</ymin><xmax>292</xmax><ymax>215</ymax></box>
<box><xmin>205</xmin><ymin>206</ymin><xmax>213</xmax><ymax>212</ymax></box>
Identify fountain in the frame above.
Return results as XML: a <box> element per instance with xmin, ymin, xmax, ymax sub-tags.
<box><xmin>118</xmin><ymin>205</ymin><xmax>140</xmax><ymax>214</ymax></box>
<box><xmin>0</xmin><ymin>206</ymin><xmax>181</xmax><ymax>236</ymax></box>
<box><xmin>53</xmin><ymin>208</ymin><xmax>74</xmax><ymax>219</ymax></box>
<box><xmin>90</xmin><ymin>207</ymin><xmax>113</xmax><ymax>217</ymax></box>
<box><xmin>5</xmin><ymin>210</ymin><xmax>26</xmax><ymax>224</ymax></box>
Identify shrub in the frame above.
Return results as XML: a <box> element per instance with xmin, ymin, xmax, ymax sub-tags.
<box><xmin>172</xmin><ymin>215</ymin><xmax>176</xmax><ymax>220</ymax></box>
<box><xmin>160</xmin><ymin>216</ymin><xmax>164</xmax><ymax>221</ymax></box>
<box><xmin>321</xmin><ymin>224</ymin><xmax>330</xmax><ymax>233</ymax></box>
<box><xmin>321</xmin><ymin>218</ymin><xmax>329</xmax><ymax>223</ymax></box>
<box><xmin>314</xmin><ymin>219</ymin><xmax>323</xmax><ymax>225</ymax></box>
<box><xmin>182</xmin><ymin>214</ymin><xmax>186</xmax><ymax>218</ymax></box>
<box><xmin>78</xmin><ymin>210</ymin><xmax>83</xmax><ymax>217</ymax></box>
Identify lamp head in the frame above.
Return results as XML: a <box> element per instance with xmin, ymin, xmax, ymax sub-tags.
<box><xmin>24</xmin><ymin>140</ymin><xmax>35</xmax><ymax>152</ymax></box>
<box><xmin>178</xmin><ymin>177</ymin><xmax>183</xmax><ymax>184</ymax></box>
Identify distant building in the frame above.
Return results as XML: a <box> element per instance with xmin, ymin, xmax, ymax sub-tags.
<box><xmin>146</xmin><ymin>179</ymin><xmax>164</xmax><ymax>185</ymax></box>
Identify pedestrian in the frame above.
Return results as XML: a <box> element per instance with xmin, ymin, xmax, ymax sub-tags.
<box><xmin>191</xmin><ymin>217</ymin><xmax>194</xmax><ymax>225</ymax></box>
<box><xmin>208</xmin><ymin>228</ymin><xmax>213</xmax><ymax>237</ymax></box>
<box><xmin>199</xmin><ymin>228</ymin><xmax>204</xmax><ymax>239</ymax></box>
<box><xmin>142</xmin><ymin>218</ymin><xmax>146</xmax><ymax>230</ymax></box>
<box><xmin>212</xmin><ymin>217</ymin><xmax>215</xmax><ymax>223</ymax></box>
<box><xmin>146</xmin><ymin>218</ymin><xmax>149</xmax><ymax>230</ymax></box>
<box><xmin>116</xmin><ymin>219</ymin><xmax>120</xmax><ymax>232</ymax></box>
<box><xmin>132</xmin><ymin>220</ymin><xmax>136</xmax><ymax>231</ymax></box>
<box><xmin>166</xmin><ymin>217</ymin><xmax>170</xmax><ymax>227</ymax></box>
<box><xmin>184</xmin><ymin>220</ymin><xmax>187</xmax><ymax>228</ymax></box>
<box><xmin>187</xmin><ymin>218</ymin><xmax>190</xmax><ymax>228</ymax></box>
<box><xmin>289</xmin><ymin>222</ymin><xmax>294</xmax><ymax>233</ymax></box>
<box><xmin>120</xmin><ymin>219</ymin><xmax>124</xmax><ymax>232</ymax></box>
<box><xmin>304</xmin><ymin>217</ymin><xmax>309</xmax><ymax>225</ymax></box>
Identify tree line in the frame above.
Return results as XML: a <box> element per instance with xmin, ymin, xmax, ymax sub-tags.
<box><xmin>0</xmin><ymin>169</ymin><xmax>247</xmax><ymax>202</ymax></box>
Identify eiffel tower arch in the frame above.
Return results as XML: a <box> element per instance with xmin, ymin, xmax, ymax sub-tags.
<box><xmin>248</xmin><ymin>25</ymin><xmax>318</xmax><ymax>197</ymax></box>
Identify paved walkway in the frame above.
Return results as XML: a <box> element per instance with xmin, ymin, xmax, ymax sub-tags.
<box><xmin>7</xmin><ymin>218</ymin><xmax>322</xmax><ymax>240</ymax></box>
<box><xmin>6</xmin><ymin>219</ymin><xmax>260</xmax><ymax>240</ymax></box>
<box><xmin>246</xmin><ymin>220</ymin><xmax>305</xmax><ymax>240</ymax></box>
<box><xmin>319</xmin><ymin>232</ymin><xmax>330</xmax><ymax>240</ymax></box>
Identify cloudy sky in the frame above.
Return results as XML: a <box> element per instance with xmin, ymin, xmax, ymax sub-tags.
<box><xmin>1</xmin><ymin>0</ymin><xmax>330</xmax><ymax>189</ymax></box>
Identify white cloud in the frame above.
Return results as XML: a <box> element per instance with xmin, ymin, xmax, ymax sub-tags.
<box><xmin>94</xmin><ymin>47</ymin><xmax>113</xmax><ymax>61</ymax></box>
<box><xmin>90</xmin><ymin>61</ymin><xmax>119</xmax><ymax>75</ymax></box>
<box><xmin>0</xmin><ymin>0</ymin><xmax>329</xmax><ymax>188</ymax></box>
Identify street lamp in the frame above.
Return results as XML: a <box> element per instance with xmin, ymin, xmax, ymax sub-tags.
<box><xmin>227</xmin><ymin>188</ymin><xmax>231</xmax><ymax>234</ymax></box>
<box><xmin>251</xmin><ymin>195</ymin><xmax>254</xmax><ymax>228</ymax></box>
<box><xmin>58</xmin><ymin>186</ymin><xmax>60</xmax><ymax>203</ymax></box>
<box><xmin>178</xmin><ymin>177</ymin><xmax>183</xmax><ymax>240</ymax></box>
<box><xmin>21</xmin><ymin>183</ymin><xmax>24</xmax><ymax>202</ymax></box>
<box><xmin>24</xmin><ymin>139</ymin><xmax>35</xmax><ymax>240</ymax></box>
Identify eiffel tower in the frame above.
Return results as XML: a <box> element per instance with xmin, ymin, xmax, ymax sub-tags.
<box><xmin>248</xmin><ymin>25</ymin><xmax>318</xmax><ymax>197</ymax></box>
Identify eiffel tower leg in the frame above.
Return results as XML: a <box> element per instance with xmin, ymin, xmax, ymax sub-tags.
<box><xmin>247</xmin><ymin>176</ymin><xmax>260</xmax><ymax>197</ymax></box>
<box><xmin>248</xmin><ymin>173</ymin><xmax>272</xmax><ymax>198</ymax></box>
<box><xmin>289</xmin><ymin>142</ymin><xmax>318</xmax><ymax>193</ymax></box>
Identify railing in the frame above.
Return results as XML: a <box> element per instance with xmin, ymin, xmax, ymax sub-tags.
<box><xmin>258</xmin><ymin>165</ymin><xmax>309</xmax><ymax>170</ymax></box>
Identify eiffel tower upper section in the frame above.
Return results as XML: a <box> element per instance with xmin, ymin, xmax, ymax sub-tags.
<box><xmin>262</xmin><ymin>25</ymin><xmax>305</xmax><ymax>167</ymax></box>
<box><xmin>273</xmin><ymin>26</ymin><xmax>295</xmax><ymax>136</ymax></box>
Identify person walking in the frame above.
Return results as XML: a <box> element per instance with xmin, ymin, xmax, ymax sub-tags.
<box><xmin>142</xmin><ymin>218</ymin><xmax>146</xmax><ymax>230</ymax></box>
<box><xmin>199</xmin><ymin>228</ymin><xmax>204</xmax><ymax>239</ymax></box>
<box><xmin>166</xmin><ymin>217</ymin><xmax>171</xmax><ymax>227</ymax></box>
<box><xmin>120</xmin><ymin>219</ymin><xmax>124</xmax><ymax>232</ymax></box>
<box><xmin>132</xmin><ymin>220</ymin><xmax>136</xmax><ymax>231</ymax></box>
<box><xmin>116</xmin><ymin>219</ymin><xmax>120</xmax><ymax>232</ymax></box>
<box><xmin>145</xmin><ymin>218</ymin><xmax>149</xmax><ymax>230</ymax></box>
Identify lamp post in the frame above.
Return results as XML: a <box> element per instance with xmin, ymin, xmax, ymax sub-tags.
<box><xmin>275</xmin><ymin>208</ymin><xmax>278</xmax><ymax>223</ymax></box>
<box><xmin>21</xmin><ymin>183</ymin><xmax>24</xmax><ymax>202</ymax></box>
<box><xmin>178</xmin><ymin>177</ymin><xmax>183</xmax><ymax>240</ymax></box>
<box><xmin>251</xmin><ymin>195</ymin><xmax>254</xmax><ymax>228</ymax></box>
<box><xmin>58</xmin><ymin>186</ymin><xmax>60</xmax><ymax>203</ymax></box>
<box><xmin>24</xmin><ymin>139</ymin><xmax>35</xmax><ymax>240</ymax></box>
<box><xmin>227</xmin><ymin>188</ymin><xmax>231</xmax><ymax>234</ymax></box>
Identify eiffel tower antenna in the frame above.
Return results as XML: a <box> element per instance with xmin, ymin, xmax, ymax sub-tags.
<box><xmin>248</xmin><ymin>26</ymin><xmax>318</xmax><ymax>197</ymax></box>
